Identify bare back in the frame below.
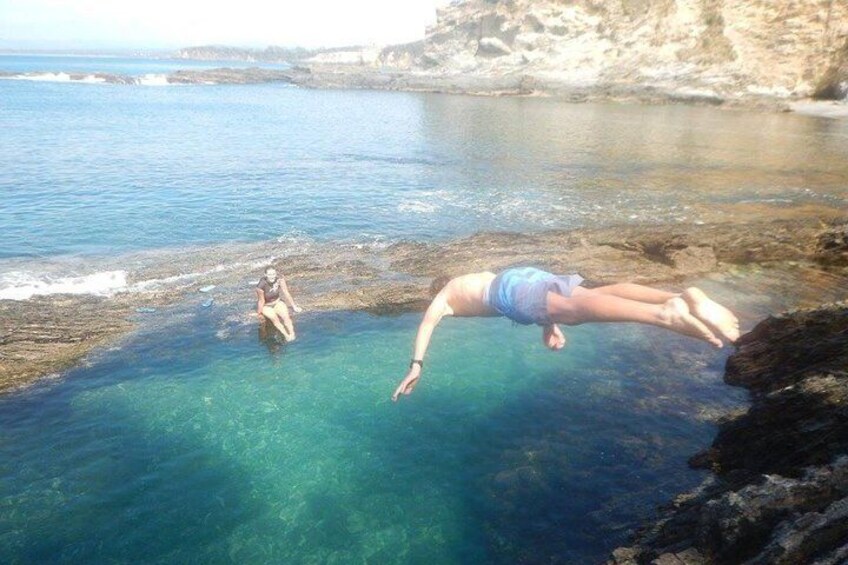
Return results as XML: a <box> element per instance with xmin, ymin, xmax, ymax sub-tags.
<box><xmin>439</xmin><ymin>272</ymin><xmax>498</xmax><ymax>317</ymax></box>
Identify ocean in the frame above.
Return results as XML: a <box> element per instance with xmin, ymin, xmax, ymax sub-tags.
<box><xmin>1</xmin><ymin>54</ymin><xmax>846</xmax><ymax>563</ymax></box>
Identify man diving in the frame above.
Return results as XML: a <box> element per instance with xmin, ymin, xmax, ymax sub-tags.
<box><xmin>392</xmin><ymin>267</ymin><xmax>740</xmax><ymax>401</ymax></box>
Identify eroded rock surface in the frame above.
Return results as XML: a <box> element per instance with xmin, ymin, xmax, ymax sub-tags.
<box><xmin>609</xmin><ymin>301</ymin><xmax>848</xmax><ymax>564</ymax></box>
<box><xmin>297</xmin><ymin>0</ymin><xmax>848</xmax><ymax>108</ymax></box>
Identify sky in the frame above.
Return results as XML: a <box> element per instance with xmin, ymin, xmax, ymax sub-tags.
<box><xmin>0</xmin><ymin>0</ymin><xmax>450</xmax><ymax>51</ymax></box>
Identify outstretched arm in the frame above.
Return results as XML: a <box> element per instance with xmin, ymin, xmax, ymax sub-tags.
<box><xmin>392</xmin><ymin>292</ymin><xmax>451</xmax><ymax>401</ymax></box>
<box><xmin>279</xmin><ymin>277</ymin><xmax>302</xmax><ymax>312</ymax></box>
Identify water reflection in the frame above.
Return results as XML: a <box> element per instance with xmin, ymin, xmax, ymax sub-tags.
<box><xmin>416</xmin><ymin>96</ymin><xmax>848</xmax><ymax>224</ymax></box>
<box><xmin>258</xmin><ymin>318</ymin><xmax>288</xmax><ymax>360</ymax></box>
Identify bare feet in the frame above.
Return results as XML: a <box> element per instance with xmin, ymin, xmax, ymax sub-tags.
<box><xmin>542</xmin><ymin>324</ymin><xmax>566</xmax><ymax>350</ymax></box>
<box><xmin>276</xmin><ymin>326</ymin><xmax>293</xmax><ymax>342</ymax></box>
<box><xmin>683</xmin><ymin>287</ymin><xmax>741</xmax><ymax>344</ymax></box>
<box><xmin>661</xmin><ymin>297</ymin><xmax>723</xmax><ymax>348</ymax></box>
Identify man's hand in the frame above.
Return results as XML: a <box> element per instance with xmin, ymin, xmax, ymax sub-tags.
<box><xmin>392</xmin><ymin>365</ymin><xmax>421</xmax><ymax>402</ymax></box>
<box><xmin>292</xmin><ymin>304</ymin><xmax>303</xmax><ymax>314</ymax></box>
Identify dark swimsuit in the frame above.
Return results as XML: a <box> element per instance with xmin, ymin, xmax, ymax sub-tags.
<box><xmin>257</xmin><ymin>276</ymin><xmax>281</xmax><ymax>304</ymax></box>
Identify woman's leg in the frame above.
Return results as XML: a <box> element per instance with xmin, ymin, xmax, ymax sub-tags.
<box><xmin>262</xmin><ymin>305</ymin><xmax>293</xmax><ymax>341</ymax></box>
<box><xmin>274</xmin><ymin>302</ymin><xmax>296</xmax><ymax>340</ymax></box>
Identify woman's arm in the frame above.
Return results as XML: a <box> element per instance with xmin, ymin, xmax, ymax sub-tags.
<box><xmin>279</xmin><ymin>277</ymin><xmax>302</xmax><ymax>312</ymax></box>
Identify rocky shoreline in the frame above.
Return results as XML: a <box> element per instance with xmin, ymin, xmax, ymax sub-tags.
<box><xmin>609</xmin><ymin>301</ymin><xmax>848</xmax><ymax>564</ymax></box>
<box><xmin>7</xmin><ymin>65</ymin><xmax>842</xmax><ymax>116</ymax></box>
<box><xmin>1</xmin><ymin>217</ymin><xmax>845</xmax><ymax>395</ymax></box>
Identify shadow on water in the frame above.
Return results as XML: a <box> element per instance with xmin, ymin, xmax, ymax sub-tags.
<box><xmin>320</xmin><ymin>337</ymin><xmax>728</xmax><ymax>564</ymax></box>
<box><xmin>0</xmin><ymin>395</ymin><xmax>265</xmax><ymax>563</ymax></box>
<box><xmin>257</xmin><ymin>317</ymin><xmax>289</xmax><ymax>361</ymax></box>
<box><xmin>0</xmin><ymin>321</ymin><xmax>269</xmax><ymax>563</ymax></box>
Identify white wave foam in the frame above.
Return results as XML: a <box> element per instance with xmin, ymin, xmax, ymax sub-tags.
<box><xmin>128</xmin><ymin>258</ymin><xmax>274</xmax><ymax>293</ymax></box>
<box><xmin>398</xmin><ymin>200</ymin><xmax>438</xmax><ymax>214</ymax></box>
<box><xmin>1</xmin><ymin>72</ymin><xmax>175</xmax><ymax>86</ymax></box>
<box><xmin>138</xmin><ymin>73</ymin><xmax>169</xmax><ymax>86</ymax></box>
<box><xmin>737</xmin><ymin>198</ymin><xmax>795</xmax><ymax>204</ymax></box>
<box><xmin>3</xmin><ymin>72</ymin><xmax>107</xmax><ymax>84</ymax></box>
<box><xmin>0</xmin><ymin>270</ymin><xmax>128</xmax><ymax>300</ymax></box>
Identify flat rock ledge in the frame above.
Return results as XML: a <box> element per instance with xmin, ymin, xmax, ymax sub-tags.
<box><xmin>1</xmin><ymin>218</ymin><xmax>845</xmax><ymax>394</ymax></box>
<box><xmin>285</xmin><ymin>66</ymin><xmax>792</xmax><ymax>111</ymax></box>
<box><xmin>609</xmin><ymin>301</ymin><xmax>848</xmax><ymax>564</ymax></box>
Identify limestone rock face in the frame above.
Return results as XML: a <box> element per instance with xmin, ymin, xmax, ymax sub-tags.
<box><xmin>379</xmin><ymin>0</ymin><xmax>848</xmax><ymax>102</ymax></box>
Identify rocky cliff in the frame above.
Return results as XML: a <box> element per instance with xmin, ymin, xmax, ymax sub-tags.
<box><xmin>365</xmin><ymin>0</ymin><xmax>848</xmax><ymax>104</ymax></box>
<box><xmin>609</xmin><ymin>302</ymin><xmax>848</xmax><ymax>564</ymax></box>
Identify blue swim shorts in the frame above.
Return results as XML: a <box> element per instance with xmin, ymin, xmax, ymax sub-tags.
<box><xmin>484</xmin><ymin>267</ymin><xmax>584</xmax><ymax>325</ymax></box>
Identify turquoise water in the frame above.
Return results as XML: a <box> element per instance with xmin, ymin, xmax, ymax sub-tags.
<box><xmin>0</xmin><ymin>310</ymin><xmax>739</xmax><ymax>563</ymax></box>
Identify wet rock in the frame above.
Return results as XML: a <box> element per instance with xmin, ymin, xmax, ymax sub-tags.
<box><xmin>666</xmin><ymin>247</ymin><xmax>717</xmax><ymax>273</ymax></box>
<box><xmin>166</xmin><ymin>67</ymin><xmax>295</xmax><ymax>85</ymax></box>
<box><xmin>1</xmin><ymin>219</ymin><xmax>845</xmax><ymax>394</ymax></box>
<box><xmin>0</xmin><ymin>296</ymin><xmax>134</xmax><ymax>393</ymax></box>
<box><xmin>609</xmin><ymin>302</ymin><xmax>848</xmax><ymax>564</ymax></box>
<box><xmin>816</xmin><ymin>223</ymin><xmax>848</xmax><ymax>266</ymax></box>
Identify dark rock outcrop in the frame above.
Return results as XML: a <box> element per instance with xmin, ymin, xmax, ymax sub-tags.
<box><xmin>813</xmin><ymin>39</ymin><xmax>848</xmax><ymax>101</ymax></box>
<box><xmin>609</xmin><ymin>302</ymin><xmax>848</xmax><ymax>564</ymax></box>
<box><xmin>165</xmin><ymin>67</ymin><xmax>294</xmax><ymax>85</ymax></box>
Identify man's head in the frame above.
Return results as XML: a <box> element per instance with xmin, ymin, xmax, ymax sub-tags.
<box><xmin>265</xmin><ymin>266</ymin><xmax>278</xmax><ymax>283</ymax></box>
<box><xmin>429</xmin><ymin>274</ymin><xmax>452</xmax><ymax>298</ymax></box>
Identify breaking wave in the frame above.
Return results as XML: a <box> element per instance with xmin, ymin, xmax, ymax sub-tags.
<box><xmin>0</xmin><ymin>270</ymin><xmax>128</xmax><ymax>300</ymax></box>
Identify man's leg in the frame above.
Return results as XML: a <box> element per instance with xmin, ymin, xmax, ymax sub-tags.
<box><xmin>274</xmin><ymin>302</ymin><xmax>296</xmax><ymax>341</ymax></box>
<box><xmin>681</xmin><ymin>287</ymin><xmax>740</xmax><ymax>342</ymax></box>
<box><xmin>572</xmin><ymin>283</ymin><xmax>677</xmax><ymax>304</ymax></box>
<box><xmin>574</xmin><ymin>284</ymin><xmax>740</xmax><ymax>342</ymax></box>
<box><xmin>546</xmin><ymin>292</ymin><xmax>723</xmax><ymax>347</ymax></box>
<box><xmin>262</xmin><ymin>305</ymin><xmax>293</xmax><ymax>341</ymax></box>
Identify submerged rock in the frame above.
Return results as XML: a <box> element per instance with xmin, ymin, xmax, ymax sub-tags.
<box><xmin>609</xmin><ymin>302</ymin><xmax>848</xmax><ymax>564</ymax></box>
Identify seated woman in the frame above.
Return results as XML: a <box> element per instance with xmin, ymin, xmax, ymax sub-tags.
<box><xmin>255</xmin><ymin>266</ymin><xmax>302</xmax><ymax>342</ymax></box>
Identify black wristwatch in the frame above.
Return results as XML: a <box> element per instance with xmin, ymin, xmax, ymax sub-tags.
<box><xmin>410</xmin><ymin>359</ymin><xmax>424</xmax><ymax>369</ymax></box>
